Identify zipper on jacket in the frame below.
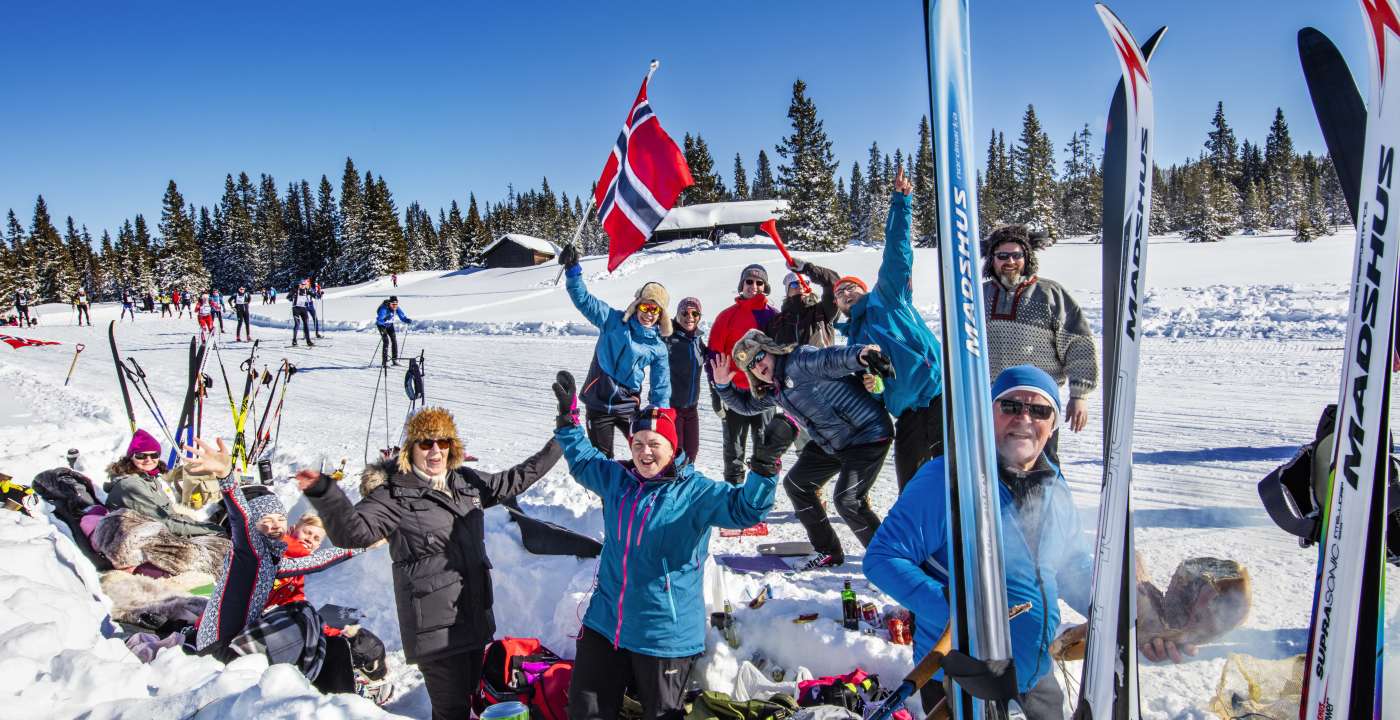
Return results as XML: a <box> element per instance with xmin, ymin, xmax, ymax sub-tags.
<box><xmin>661</xmin><ymin>557</ymin><xmax>677</xmax><ymax>623</ymax></box>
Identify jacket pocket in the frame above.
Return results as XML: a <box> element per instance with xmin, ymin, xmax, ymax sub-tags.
<box><xmin>411</xmin><ymin>572</ymin><xmax>463</xmax><ymax>632</ymax></box>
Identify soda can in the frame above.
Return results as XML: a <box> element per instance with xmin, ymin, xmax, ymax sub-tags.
<box><xmin>769</xmin><ymin>664</ymin><xmax>786</xmax><ymax>682</ymax></box>
<box><xmin>887</xmin><ymin>617</ymin><xmax>907</xmax><ymax>645</ymax></box>
<box><xmin>861</xmin><ymin>601</ymin><xmax>879</xmax><ymax>625</ymax></box>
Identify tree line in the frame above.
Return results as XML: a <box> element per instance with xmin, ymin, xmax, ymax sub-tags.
<box><xmin>0</xmin><ymin>81</ymin><xmax>1348</xmax><ymax>304</ymax></box>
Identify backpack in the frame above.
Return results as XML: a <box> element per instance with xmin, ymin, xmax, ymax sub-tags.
<box><xmin>475</xmin><ymin>637</ymin><xmax>572</xmax><ymax>720</ymax></box>
<box><xmin>686</xmin><ymin>690</ymin><xmax>799</xmax><ymax>720</ymax></box>
<box><xmin>30</xmin><ymin>467</ymin><xmax>111</xmax><ymax>570</ymax></box>
<box><xmin>796</xmin><ymin>669</ymin><xmax>878</xmax><ymax>715</ymax></box>
<box><xmin>1258</xmin><ymin>403</ymin><xmax>1400</xmax><ymax>564</ymax></box>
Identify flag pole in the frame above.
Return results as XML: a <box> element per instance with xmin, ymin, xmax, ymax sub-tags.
<box><xmin>554</xmin><ymin>59</ymin><xmax>662</xmax><ymax>287</ymax></box>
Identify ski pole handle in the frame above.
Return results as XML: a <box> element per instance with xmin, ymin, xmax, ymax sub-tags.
<box><xmin>760</xmin><ymin>219</ymin><xmax>811</xmax><ymax>294</ymax></box>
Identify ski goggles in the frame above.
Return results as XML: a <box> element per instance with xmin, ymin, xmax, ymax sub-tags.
<box><xmin>636</xmin><ymin>302</ymin><xmax>661</xmax><ymax>316</ymax></box>
<box><xmin>993</xmin><ymin>251</ymin><xmax>1025</xmax><ymax>261</ymax></box>
<box><xmin>745</xmin><ymin>350</ymin><xmax>769</xmax><ymax>371</ymax></box>
<box><xmin>996</xmin><ymin>398</ymin><xmax>1055</xmax><ymax>421</ymax></box>
<box><xmin>131</xmin><ymin>452</ymin><xmax>161</xmax><ymax>461</ymax></box>
<box><xmin>414</xmin><ymin>438</ymin><xmax>453</xmax><ymax>451</ymax></box>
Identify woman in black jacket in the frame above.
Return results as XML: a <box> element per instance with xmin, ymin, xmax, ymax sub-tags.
<box><xmin>296</xmin><ymin>406</ymin><xmax>562</xmax><ymax>720</ymax></box>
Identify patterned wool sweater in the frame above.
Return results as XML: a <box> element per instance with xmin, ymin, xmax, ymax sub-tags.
<box><xmin>982</xmin><ymin>276</ymin><xmax>1098</xmax><ymax>399</ymax></box>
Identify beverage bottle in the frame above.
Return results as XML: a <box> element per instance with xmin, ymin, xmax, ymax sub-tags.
<box><xmin>841</xmin><ymin>580</ymin><xmax>859</xmax><ymax>631</ymax></box>
<box><xmin>723</xmin><ymin>600</ymin><xmax>741</xmax><ymax>648</ymax></box>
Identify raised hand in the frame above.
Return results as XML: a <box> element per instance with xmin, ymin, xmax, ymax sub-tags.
<box><xmin>557</xmin><ymin>243</ymin><xmax>581</xmax><ymax>269</ymax></box>
<box><xmin>711</xmin><ymin>354</ymin><xmax>736</xmax><ymax>386</ymax></box>
<box><xmin>552</xmin><ymin>371</ymin><xmax>579</xmax><ymax>427</ymax></box>
<box><xmin>893</xmin><ymin>165</ymin><xmax>912</xmax><ymax>196</ymax></box>
<box><xmin>182</xmin><ymin>437</ymin><xmax>233</xmax><ymax>479</ymax></box>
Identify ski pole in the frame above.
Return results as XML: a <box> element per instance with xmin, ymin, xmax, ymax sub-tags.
<box><xmin>366</xmin><ymin>334</ymin><xmax>383</xmax><ymax>369</ymax></box>
<box><xmin>760</xmin><ymin>219</ymin><xmax>810</xmax><ymax>294</ymax></box>
<box><xmin>365</xmin><ymin>363</ymin><xmax>387</xmax><ymax>466</ymax></box>
<box><xmin>63</xmin><ymin>343</ymin><xmax>86</xmax><ymax>386</ymax></box>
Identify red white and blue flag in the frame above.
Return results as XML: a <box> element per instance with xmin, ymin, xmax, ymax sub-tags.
<box><xmin>593</xmin><ymin>62</ymin><xmax>693</xmax><ymax>271</ymax></box>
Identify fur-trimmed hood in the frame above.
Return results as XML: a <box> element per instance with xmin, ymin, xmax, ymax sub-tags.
<box><xmin>359</xmin><ymin>458</ymin><xmax>401</xmax><ymax>498</ymax></box>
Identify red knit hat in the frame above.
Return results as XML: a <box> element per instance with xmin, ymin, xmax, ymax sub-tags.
<box><xmin>836</xmin><ymin>275</ymin><xmax>868</xmax><ymax>293</ymax></box>
<box><xmin>629</xmin><ymin>407</ymin><xmax>679</xmax><ymax>453</ymax></box>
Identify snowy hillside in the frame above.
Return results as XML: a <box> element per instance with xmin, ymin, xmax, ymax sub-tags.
<box><xmin>2</xmin><ymin>229</ymin><xmax>1396</xmax><ymax>719</ymax></box>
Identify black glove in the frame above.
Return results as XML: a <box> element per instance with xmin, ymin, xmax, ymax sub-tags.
<box><xmin>863</xmin><ymin>348</ymin><xmax>896</xmax><ymax>380</ymax></box>
<box><xmin>557</xmin><ymin>243</ymin><xmax>580</xmax><ymax>269</ymax></box>
<box><xmin>749</xmin><ymin>414</ymin><xmax>799</xmax><ymax>477</ymax></box>
<box><xmin>552</xmin><ymin>371</ymin><xmax>579</xmax><ymax>428</ymax></box>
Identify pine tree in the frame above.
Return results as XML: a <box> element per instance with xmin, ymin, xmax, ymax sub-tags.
<box><xmin>773</xmin><ymin>79</ymin><xmax>842</xmax><ymax>251</ymax></box>
<box><xmin>732</xmin><ymin>154</ymin><xmax>749</xmax><ymax>200</ymax></box>
<box><xmin>1240</xmin><ymin>180</ymin><xmax>1265</xmax><ymax>234</ymax></box>
<box><xmin>1183</xmin><ymin>159</ymin><xmax>1230</xmax><ymax>242</ymax></box>
<box><xmin>680</xmin><ymin>135</ymin><xmax>725</xmax><ymax>204</ymax></box>
<box><xmin>63</xmin><ymin>217</ymin><xmax>90</xmax><ymax>298</ymax></box>
<box><xmin>1205</xmin><ymin>102</ymin><xmax>1241</xmax><ymax>189</ymax></box>
<box><xmin>404</xmin><ymin>202</ymin><xmax>432</xmax><ymax>270</ymax></box>
<box><xmin>282</xmin><ymin>181</ymin><xmax>313</xmax><ymax>282</ymax></box>
<box><xmin>1060</xmin><ymin>124</ymin><xmax>1100</xmax><ymax>237</ymax></box>
<box><xmin>863</xmin><ymin>142</ymin><xmax>889</xmax><ymax>244</ymax></box>
<box><xmin>847</xmin><ymin>162</ymin><xmax>865</xmax><ymax>243</ymax></box>
<box><xmin>913</xmin><ymin>116</ymin><xmax>937</xmax><ymax>246</ymax></box>
<box><xmin>751</xmin><ymin>150</ymin><xmax>777</xmax><ymax>200</ymax></box>
<box><xmin>97</xmin><ymin>230</ymin><xmax>117</xmax><ymax>297</ymax></box>
<box><xmin>157</xmin><ymin>180</ymin><xmax>207</xmax><ymax>291</ymax></box>
<box><xmin>254</xmin><ymin>174</ymin><xmax>287</xmax><ymax>288</ymax></box>
<box><xmin>1293</xmin><ymin>184</ymin><xmax>1317</xmax><ymax>243</ymax></box>
<box><xmin>30</xmin><ymin>196</ymin><xmax>78</xmax><ymax>301</ymax></box>
<box><xmin>463</xmin><ymin>194</ymin><xmax>489</xmax><ymax>262</ymax></box>
<box><xmin>5</xmin><ymin>210</ymin><xmax>32</xmax><ymax>295</ymax></box>
<box><xmin>312</xmin><ymin>176</ymin><xmax>340</xmax><ymax>282</ymax></box>
<box><xmin>1264</xmin><ymin>108</ymin><xmax>1298</xmax><ymax>228</ymax></box>
<box><xmin>1013</xmin><ymin>105</ymin><xmax>1061</xmax><ymax>237</ymax></box>
<box><xmin>1317</xmin><ymin>155</ymin><xmax>1350</xmax><ymax>230</ymax></box>
<box><xmin>979</xmin><ymin>131</ymin><xmax>1007</xmax><ymax>235</ymax></box>
<box><xmin>337</xmin><ymin>158</ymin><xmax>366</xmax><ymax>281</ymax></box>
<box><xmin>1239</xmin><ymin>140</ymin><xmax>1266</xmax><ymax>191</ymax></box>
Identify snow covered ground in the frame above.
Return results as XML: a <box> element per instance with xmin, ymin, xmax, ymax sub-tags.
<box><xmin>1</xmin><ymin>229</ymin><xmax>1396</xmax><ymax>719</ymax></box>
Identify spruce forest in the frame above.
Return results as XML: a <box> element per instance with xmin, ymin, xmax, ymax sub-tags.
<box><xmin>1</xmin><ymin>81</ymin><xmax>1348</xmax><ymax>304</ymax></box>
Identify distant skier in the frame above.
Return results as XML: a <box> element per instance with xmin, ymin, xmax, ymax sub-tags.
<box><xmin>143</xmin><ymin>290</ymin><xmax>154</xmax><ymax>313</ymax></box>
<box><xmin>172</xmin><ymin>289</ymin><xmax>184</xmax><ymax>318</ymax></box>
<box><xmin>268</xmin><ymin>286</ymin><xmax>277</xmax><ymax>304</ymax></box>
<box><xmin>195</xmin><ymin>292</ymin><xmax>216</xmax><ymax>338</ymax></box>
<box><xmin>982</xmin><ymin>223</ymin><xmax>1097</xmax><ymax>463</ymax></box>
<box><xmin>708</xmin><ymin>264</ymin><xmax>778</xmax><ymax>483</ymax></box>
<box><xmin>374</xmin><ymin>296</ymin><xmax>412</xmax><ymax>366</ymax></box>
<box><xmin>558</xmin><ymin>243</ymin><xmax>672</xmax><ymax>458</ymax></box>
<box><xmin>120</xmin><ymin>289</ymin><xmax>136</xmax><ymax>322</ymax></box>
<box><xmin>159</xmin><ymin>292</ymin><xmax>172</xmax><ymax>318</ymax></box>
<box><xmin>180</xmin><ymin>288</ymin><xmax>193</xmax><ymax>316</ymax></box>
<box><xmin>390</xmin><ymin>273</ymin><xmax>398</xmax><ymax>288</ymax></box>
<box><xmin>813</xmin><ymin>167</ymin><xmax>945</xmax><ymax>493</ymax></box>
<box><xmin>208</xmin><ymin>289</ymin><xmax>225</xmax><ymax>334</ymax></box>
<box><xmin>305</xmin><ymin>279</ymin><xmax>323</xmax><ymax>338</ymax></box>
<box><xmin>864</xmin><ymin>365</ymin><xmax>1193</xmax><ymax>715</ymax></box>
<box><xmin>663</xmin><ymin>297</ymin><xmax>708</xmax><ymax>462</ymax></box>
<box><xmin>232</xmin><ymin>286</ymin><xmax>253</xmax><ymax>341</ymax></box>
<box><xmin>73</xmin><ymin>289</ymin><xmax>92</xmax><ymax>326</ymax></box>
<box><xmin>290</xmin><ymin>280</ymin><xmax>315</xmax><ymax>347</ymax></box>
<box><xmin>14</xmin><ymin>288</ymin><xmax>31</xmax><ymax>326</ymax></box>
<box><xmin>713</xmin><ymin>329</ymin><xmax>894</xmax><ymax>572</ymax></box>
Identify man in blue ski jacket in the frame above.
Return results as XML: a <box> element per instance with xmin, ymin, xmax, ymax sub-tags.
<box><xmin>803</xmin><ymin>167</ymin><xmax>944</xmax><ymax>492</ymax></box>
<box><xmin>375</xmin><ymin>296</ymin><xmax>412</xmax><ymax>366</ymax></box>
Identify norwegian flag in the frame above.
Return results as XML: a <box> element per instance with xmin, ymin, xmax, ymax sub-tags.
<box><xmin>593</xmin><ymin>62</ymin><xmax>693</xmax><ymax>271</ymax></box>
<box><xmin>0</xmin><ymin>334</ymin><xmax>59</xmax><ymax>349</ymax></box>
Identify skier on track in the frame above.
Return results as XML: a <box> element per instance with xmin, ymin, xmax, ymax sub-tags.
<box><xmin>306</xmin><ymin>279</ymin><xmax>324</xmax><ymax>338</ymax></box>
<box><xmin>712</xmin><ymin>329</ymin><xmax>894</xmax><ymax>572</ymax></box>
<box><xmin>663</xmin><ymin>297</ymin><xmax>708</xmax><ymax>462</ymax></box>
<box><xmin>73</xmin><ymin>289</ymin><xmax>92</xmax><ymax>326</ymax></box>
<box><xmin>557</xmin><ymin>243</ymin><xmax>672</xmax><ymax>458</ymax></box>
<box><xmin>864</xmin><ymin>365</ymin><xmax>1191</xmax><ymax>716</ymax></box>
<box><xmin>172</xmin><ymin>289</ymin><xmax>184</xmax><ymax>318</ymax></box>
<box><xmin>707</xmin><ymin>264</ymin><xmax>779</xmax><ymax>484</ymax></box>
<box><xmin>120</xmin><ymin>288</ymin><xmax>137</xmax><ymax>322</ymax></box>
<box><xmin>374</xmin><ymin>296</ymin><xmax>412</xmax><ymax>366</ymax></box>
<box><xmin>296</xmin><ymin>407</ymin><xmax>562</xmax><ymax>720</ymax></box>
<box><xmin>180</xmin><ymin>288</ymin><xmax>193</xmax><ymax>316</ymax></box>
<box><xmin>290</xmin><ymin>280</ymin><xmax>315</xmax><ymax>347</ymax></box>
<box><xmin>982</xmin><ymin>224</ymin><xmax>1097</xmax><ymax>463</ymax></box>
<box><xmin>195</xmin><ymin>292</ymin><xmax>216</xmax><ymax>339</ymax></box>
<box><xmin>14</xmin><ymin>287</ymin><xmax>31</xmax><ymax>326</ymax></box>
<box><xmin>809</xmin><ymin>167</ymin><xmax>945</xmax><ymax>494</ymax></box>
<box><xmin>208</xmin><ymin>289</ymin><xmax>226</xmax><ymax>334</ymax></box>
<box><xmin>548</xmin><ymin>370</ymin><xmax>795</xmax><ymax>720</ymax></box>
<box><xmin>232</xmin><ymin>286</ymin><xmax>253</xmax><ymax>341</ymax></box>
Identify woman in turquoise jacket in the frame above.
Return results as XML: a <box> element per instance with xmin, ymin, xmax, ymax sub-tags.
<box><xmin>548</xmin><ymin>370</ymin><xmax>794</xmax><ymax>720</ymax></box>
<box><xmin>560</xmin><ymin>245</ymin><xmax>673</xmax><ymax>458</ymax></box>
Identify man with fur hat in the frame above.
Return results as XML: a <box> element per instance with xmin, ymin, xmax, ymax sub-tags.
<box><xmin>803</xmin><ymin>167</ymin><xmax>945</xmax><ymax>493</ymax></box>
<box><xmin>707</xmin><ymin>263</ymin><xmax>780</xmax><ymax>483</ymax></box>
<box><xmin>549</xmin><ymin>370</ymin><xmax>795</xmax><ymax>719</ymax></box>
<box><xmin>865</xmin><ymin>366</ymin><xmax>1195</xmax><ymax>715</ymax></box>
<box><xmin>664</xmin><ymin>296</ymin><xmax>708</xmax><ymax>462</ymax></box>
<box><xmin>712</xmin><ymin>329</ymin><xmax>895</xmax><ymax>572</ymax></box>
<box><xmin>558</xmin><ymin>244</ymin><xmax>672</xmax><ymax>458</ymax></box>
<box><xmin>982</xmin><ymin>223</ymin><xmax>1097</xmax><ymax>461</ymax></box>
<box><xmin>296</xmin><ymin>406</ymin><xmax>562</xmax><ymax>720</ymax></box>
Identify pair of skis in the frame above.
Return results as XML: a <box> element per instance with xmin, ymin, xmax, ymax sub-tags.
<box><xmin>917</xmin><ymin>2</ymin><xmax>1162</xmax><ymax>718</ymax></box>
<box><xmin>108</xmin><ymin>321</ymin><xmax>210</xmax><ymax>468</ymax></box>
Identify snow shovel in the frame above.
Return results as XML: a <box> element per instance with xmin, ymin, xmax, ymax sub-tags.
<box><xmin>63</xmin><ymin>343</ymin><xmax>85</xmax><ymax>386</ymax></box>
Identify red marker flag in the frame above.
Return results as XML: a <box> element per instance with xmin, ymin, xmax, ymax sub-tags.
<box><xmin>593</xmin><ymin>62</ymin><xmax>694</xmax><ymax>271</ymax></box>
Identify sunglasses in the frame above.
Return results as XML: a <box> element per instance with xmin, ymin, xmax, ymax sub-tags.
<box><xmin>743</xmin><ymin>278</ymin><xmax>765</xmax><ymax>287</ymax></box>
<box><xmin>787</xmin><ymin>281</ymin><xmax>802</xmax><ymax>289</ymax></box>
<box><xmin>132</xmin><ymin>452</ymin><xmax>160</xmax><ymax>461</ymax></box>
<box><xmin>637</xmin><ymin>302</ymin><xmax>661</xmax><ymax>315</ymax></box>
<box><xmin>415</xmin><ymin>438</ymin><xmax>453</xmax><ymax>451</ymax></box>
<box><xmin>994</xmin><ymin>251</ymin><xmax>1025</xmax><ymax>261</ymax></box>
<box><xmin>997</xmin><ymin>398</ymin><xmax>1055</xmax><ymax>421</ymax></box>
<box><xmin>745</xmin><ymin>350</ymin><xmax>768</xmax><ymax>371</ymax></box>
<box><xmin>680</xmin><ymin>310</ymin><xmax>701</xmax><ymax>318</ymax></box>
<box><xmin>836</xmin><ymin>284</ymin><xmax>864</xmax><ymax>297</ymax></box>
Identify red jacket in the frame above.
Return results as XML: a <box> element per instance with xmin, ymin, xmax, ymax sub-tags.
<box><xmin>265</xmin><ymin>535</ymin><xmax>310</xmax><ymax>608</ymax></box>
<box><xmin>707</xmin><ymin>294</ymin><xmax>778</xmax><ymax>391</ymax></box>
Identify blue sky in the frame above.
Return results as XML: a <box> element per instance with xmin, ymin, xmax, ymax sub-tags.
<box><xmin>0</xmin><ymin>1</ymin><xmax>1372</xmax><ymax>240</ymax></box>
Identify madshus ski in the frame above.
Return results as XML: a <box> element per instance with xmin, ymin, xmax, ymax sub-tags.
<box><xmin>1300</xmin><ymin>1</ymin><xmax>1399</xmax><ymax>717</ymax></box>
<box><xmin>1074</xmin><ymin>7</ymin><xmax>1164</xmax><ymax>720</ymax></box>
<box><xmin>108</xmin><ymin>320</ymin><xmax>137</xmax><ymax>434</ymax></box>
<box><xmin>923</xmin><ymin>1</ymin><xmax>1016</xmax><ymax>717</ymax></box>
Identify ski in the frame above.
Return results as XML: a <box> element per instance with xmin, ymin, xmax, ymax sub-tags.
<box><xmin>923</xmin><ymin>1</ymin><xmax>1015</xmax><ymax>717</ymax></box>
<box><xmin>108</xmin><ymin>321</ymin><xmax>137</xmax><ymax>434</ymax></box>
<box><xmin>1298</xmin><ymin>27</ymin><xmax>1367</xmax><ymax>225</ymax></box>
<box><xmin>167</xmin><ymin>337</ymin><xmax>208</xmax><ymax>467</ymax></box>
<box><xmin>248</xmin><ymin>360</ymin><xmax>297</xmax><ymax>461</ymax></box>
<box><xmin>1075</xmin><ymin>6</ymin><xmax>1164</xmax><ymax>720</ymax></box>
<box><xmin>1300</xmin><ymin>1</ymin><xmax>1399</xmax><ymax>716</ymax></box>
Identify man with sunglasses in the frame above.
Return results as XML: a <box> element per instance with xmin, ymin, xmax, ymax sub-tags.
<box><xmin>805</xmin><ymin>167</ymin><xmax>945</xmax><ymax>493</ymax></box>
<box><xmin>664</xmin><ymin>297</ymin><xmax>707</xmax><ymax>461</ymax></box>
<box><xmin>708</xmin><ymin>264</ymin><xmax>779</xmax><ymax>484</ymax></box>
<box><xmin>982</xmin><ymin>223</ymin><xmax>1096</xmax><ymax>463</ymax></box>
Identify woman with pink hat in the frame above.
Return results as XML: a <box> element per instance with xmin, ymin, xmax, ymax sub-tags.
<box><xmin>104</xmin><ymin>429</ymin><xmax>222</xmax><ymax>537</ymax></box>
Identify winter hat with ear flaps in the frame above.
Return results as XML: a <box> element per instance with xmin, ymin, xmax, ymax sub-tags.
<box><xmin>623</xmin><ymin>282</ymin><xmax>673</xmax><ymax>337</ymax></box>
<box><xmin>730</xmin><ymin>329</ymin><xmax>796</xmax><ymax>398</ymax></box>
<box><xmin>737</xmin><ymin>264</ymin><xmax>771</xmax><ymax>295</ymax></box>
<box><xmin>396</xmin><ymin>406</ymin><xmax>466</xmax><ymax>475</ymax></box>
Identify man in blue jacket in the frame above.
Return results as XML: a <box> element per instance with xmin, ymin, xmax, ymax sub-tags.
<box><xmin>865</xmin><ymin>365</ymin><xmax>1088</xmax><ymax>715</ymax></box>
<box><xmin>374</xmin><ymin>296</ymin><xmax>412</xmax><ymax>366</ymax></box>
<box><xmin>549</xmin><ymin>370</ymin><xmax>794</xmax><ymax>719</ymax></box>
<box><xmin>559</xmin><ymin>244</ymin><xmax>672</xmax><ymax>458</ymax></box>
<box><xmin>805</xmin><ymin>167</ymin><xmax>944</xmax><ymax>493</ymax></box>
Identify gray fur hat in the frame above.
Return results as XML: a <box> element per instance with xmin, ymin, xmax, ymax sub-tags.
<box><xmin>731</xmin><ymin>329</ymin><xmax>796</xmax><ymax>397</ymax></box>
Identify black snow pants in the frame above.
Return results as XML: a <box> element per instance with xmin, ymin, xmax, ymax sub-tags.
<box><xmin>720</xmin><ymin>406</ymin><xmax>773</xmax><ymax>484</ymax></box>
<box><xmin>569</xmin><ymin>626</ymin><xmax>697</xmax><ymax>720</ymax></box>
<box><xmin>291</xmin><ymin>307</ymin><xmax>312</xmax><ymax>345</ymax></box>
<box><xmin>783</xmin><ymin>439</ymin><xmax>891</xmax><ymax>562</ymax></box>
<box><xmin>894</xmin><ymin>398</ymin><xmax>945</xmax><ymax>493</ymax></box>
<box><xmin>418</xmin><ymin>646</ymin><xmax>484</xmax><ymax>720</ymax></box>
<box><xmin>586</xmin><ymin>408</ymin><xmax>633</xmax><ymax>459</ymax></box>
<box><xmin>235</xmin><ymin>306</ymin><xmax>251</xmax><ymax>338</ymax></box>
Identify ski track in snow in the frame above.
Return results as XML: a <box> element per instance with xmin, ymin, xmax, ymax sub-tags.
<box><xmin>2</xmin><ymin>230</ymin><xmax>1397</xmax><ymax>718</ymax></box>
